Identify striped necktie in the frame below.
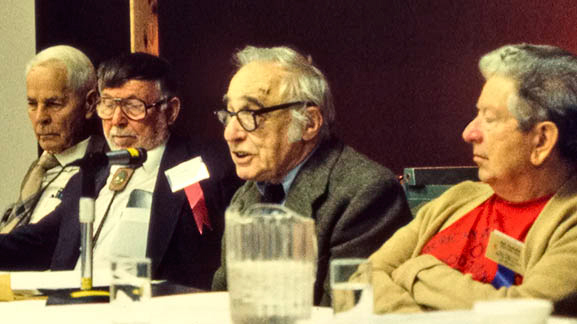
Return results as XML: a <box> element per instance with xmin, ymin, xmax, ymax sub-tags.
<box><xmin>20</xmin><ymin>152</ymin><xmax>60</xmax><ymax>202</ymax></box>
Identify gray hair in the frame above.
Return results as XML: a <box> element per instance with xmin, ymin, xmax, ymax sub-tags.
<box><xmin>25</xmin><ymin>45</ymin><xmax>96</xmax><ymax>98</ymax></box>
<box><xmin>479</xmin><ymin>44</ymin><xmax>577</xmax><ymax>162</ymax></box>
<box><xmin>233</xmin><ymin>45</ymin><xmax>335</xmax><ymax>141</ymax></box>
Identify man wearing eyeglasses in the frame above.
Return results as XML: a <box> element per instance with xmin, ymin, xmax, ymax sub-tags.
<box><xmin>0</xmin><ymin>45</ymin><xmax>107</xmax><ymax>233</ymax></box>
<box><xmin>0</xmin><ymin>53</ymin><xmax>240</xmax><ymax>289</ymax></box>
<box><xmin>211</xmin><ymin>45</ymin><xmax>412</xmax><ymax>305</ymax></box>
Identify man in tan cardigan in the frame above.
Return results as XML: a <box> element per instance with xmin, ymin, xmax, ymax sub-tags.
<box><xmin>367</xmin><ymin>44</ymin><xmax>577</xmax><ymax>313</ymax></box>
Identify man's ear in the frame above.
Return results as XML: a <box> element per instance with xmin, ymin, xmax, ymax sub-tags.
<box><xmin>301</xmin><ymin>105</ymin><xmax>323</xmax><ymax>141</ymax></box>
<box><xmin>84</xmin><ymin>89</ymin><xmax>98</xmax><ymax>119</ymax></box>
<box><xmin>165</xmin><ymin>96</ymin><xmax>181</xmax><ymax>125</ymax></box>
<box><xmin>531</xmin><ymin>121</ymin><xmax>559</xmax><ymax>166</ymax></box>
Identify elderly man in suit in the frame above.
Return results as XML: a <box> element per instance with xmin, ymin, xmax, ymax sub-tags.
<box><xmin>211</xmin><ymin>45</ymin><xmax>412</xmax><ymax>305</ymax></box>
<box><xmin>0</xmin><ymin>52</ymin><xmax>240</xmax><ymax>289</ymax></box>
<box><xmin>0</xmin><ymin>45</ymin><xmax>106</xmax><ymax>233</ymax></box>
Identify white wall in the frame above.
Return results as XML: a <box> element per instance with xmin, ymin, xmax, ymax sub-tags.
<box><xmin>0</xmin><ymin>1</ymin><xmax>37</xmax><ymax>209</ymax></box>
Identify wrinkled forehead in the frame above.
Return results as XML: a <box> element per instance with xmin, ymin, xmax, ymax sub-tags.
<box><xmin>225</xmin><ymin>61</ymin><xmax>286</xmax><ymax>108</ymax></box>
<box><xmin>26</xmin><ymin>63</ymin><xmax>75</xmax><ymax>98</ymax></box>
<box><xmin>101</xmin><ymin>79</ymin><xmax>162</xmax><ymax>102</ymax></box>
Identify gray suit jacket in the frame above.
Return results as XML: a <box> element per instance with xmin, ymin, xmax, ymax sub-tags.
<box><xmin>212</xmin><ymin>137</ymin><xmax>412</xmax><ymax>305</ymax></box>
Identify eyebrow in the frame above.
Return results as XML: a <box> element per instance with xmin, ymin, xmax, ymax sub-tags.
<box><xmin>100</xmin><ymin>94</ymin><xmax>143</xmax><ymax>100</ymax></box>
<box><xmin>222</xmin><ymin>95</ymin><xmax>264</xmax><ymax>109</ymax></box>
<box><xmin>28</xmin><ymin>95</ymin><xmax>68</xmax><ymax>102</ymax></box>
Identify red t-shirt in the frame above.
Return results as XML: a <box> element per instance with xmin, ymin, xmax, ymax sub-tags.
<box><xmin>421</xmin><ymin>194</ymin><xmax>550</xmax><ymax>285</ymax></box>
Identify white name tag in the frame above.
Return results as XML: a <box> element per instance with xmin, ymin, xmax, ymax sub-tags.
<box><xmin>164</xmin><ymin>156</ymin><xmax>210</xmax><ymax>192</ymax></box>
<box><xmin>485</xmin><ymin>230</ymin><xmax>525</xmax><ymax>275</ymax></box>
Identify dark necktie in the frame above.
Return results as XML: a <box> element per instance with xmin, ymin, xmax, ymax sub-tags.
<box><xmin>261</xmin><ymin>183</ymin><xmax>285</xmax><ymax>204</ymax></box>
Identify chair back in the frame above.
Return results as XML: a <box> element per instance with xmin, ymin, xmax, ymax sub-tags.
<box><xmin>401</xmin><ymin>166</ymin><xmax>478</xmax><ymax>215</ymax></box>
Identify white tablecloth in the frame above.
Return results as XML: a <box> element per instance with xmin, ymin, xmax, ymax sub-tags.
<box><xmin>0</xmin><ymin>292</ymin><xmax>575</xmax><ymax>324</ymax></box>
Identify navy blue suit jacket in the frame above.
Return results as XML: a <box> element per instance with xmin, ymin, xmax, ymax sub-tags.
<box><xmin>0</xmin><ymin>135</ymin><xmax>241</xmax><ymax>289</ymax></box>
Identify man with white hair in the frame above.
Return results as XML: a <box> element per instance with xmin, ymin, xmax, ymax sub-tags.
<box><xmin>0</xmin><ymin>45</ymin><xmax>106</xmax><ymax>232</ymax></box>
<box><xmin>0</xmin><ymin>53</ymin><xmax>240</xmax><ymax>289</ymax></box>
<box><xmin>211</xmin><ymin>45</ymin><xmax>412</xmax><ymax>305</ymax></box>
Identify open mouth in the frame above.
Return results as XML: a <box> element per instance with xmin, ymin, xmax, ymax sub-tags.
<box><xmin>234</xmin><ymin>151</ymin><xmax>249</xmax><ymax>158</ymax></box>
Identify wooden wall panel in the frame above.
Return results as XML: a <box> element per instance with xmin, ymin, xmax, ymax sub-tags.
<box><xmin>130</xmin><ymin>0</ymin><xmax>159</xmax><ymax>55</ymax></box>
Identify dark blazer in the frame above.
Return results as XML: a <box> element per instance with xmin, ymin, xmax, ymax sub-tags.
<box><xmin>84</xmin><ymin>134</ymin><xmax>110</xmax><ymax>157</ymax></box>
<box><xmin>0</xmin><ymin>135</ymin><xmax>241</xmax><ymax>289</ymax></box>
<box><xmin>212</xmin><ymin>137</ymin><xmax>412</xmax><ymax>305</ymax></box>
<box><xmin>0</xmin><ymin>135</ymin><xmax>109</xmax><ymax>230</ymax></box>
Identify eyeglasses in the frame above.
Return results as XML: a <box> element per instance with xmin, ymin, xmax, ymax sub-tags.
<box><xmin>214</xmin><ymin>101</ymin><xmax>314</xmax><ymax>132</ymax></box>
<box><xmin>96</xmin><ymin>97</ymin><xmax>168</xmax><ymax>121</ymax></box>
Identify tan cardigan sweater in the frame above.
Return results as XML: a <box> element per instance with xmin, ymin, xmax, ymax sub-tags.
<box><xmin>368</xmin><ymin>178</ymin><xmax>577</xmax><ymax>313</ymax></box>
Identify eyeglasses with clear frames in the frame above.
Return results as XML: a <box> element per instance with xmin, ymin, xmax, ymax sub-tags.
<box><xmin>214</xmin><ymin>101</ymin><xmax>314</xmax><ymax>132</ymax></box>
<box><xmin>96</xmin><ymin>97</ymin><xmax>169</xmax><ymax>121</ymax></box>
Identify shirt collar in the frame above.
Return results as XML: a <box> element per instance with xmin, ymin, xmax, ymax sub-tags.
<box><xmin>139</xmin><ymin>140</ymin><xmax>166</xmax><ymax>174</ymax></box>
<box><xmin>108</xmin><ymin>139</ymin><xmax>167</xmax><ymax>176</ymax></box>
<box><xmin>53</xmin><ymin>136</ymin><xmax>91</xmax><ymax>166</ymax></box>
<box><xmin>257</xmin><ymin>145</ymin><xmax>318</xmax><ymax>197</ymax></box>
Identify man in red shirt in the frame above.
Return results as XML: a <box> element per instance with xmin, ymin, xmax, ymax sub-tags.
<box><xmin>367</xmin><ymin>44</ymin><xmax>577</xmax><ymax>312</ymax></box>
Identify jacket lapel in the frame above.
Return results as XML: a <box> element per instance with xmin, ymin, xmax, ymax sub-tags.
<box><xmin>285</xmin><ymin>138</ymin><xmax>344</xmax><ymax>219</ymax></box>
<box><xmin>232</xmin><ymin>182</ymin><xmax>261</xmax><ymax>211</ymax></box>
<box><xmin>146</xmin><ymin>136</ymin><xmax>188</xmax><ymax>274</ymax></box>
<box><xmin>85</xmin><ymin>134</ymin><xmax>109</xmax><ymax>155</ymax></box>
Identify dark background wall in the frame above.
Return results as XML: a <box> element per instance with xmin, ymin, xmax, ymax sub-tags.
<box><xmin>36</xmin><ymin>0</ymin><xmax>577</xmax><ymax>174</ymax></box>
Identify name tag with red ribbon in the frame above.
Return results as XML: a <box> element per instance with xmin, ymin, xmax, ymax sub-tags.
<box><xmin>165</xmin><ymin>156</ymin><xmax>211</xmax><ymax>234</ymax></box>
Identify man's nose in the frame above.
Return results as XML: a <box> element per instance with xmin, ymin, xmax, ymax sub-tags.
<box><xmin>35</xmin><ymin>104</ymin><xmax>51</xmax><ymax>125</ymax></box>
<box><xmin>110</xmin><ymin>105</ymin><xmax>128</xmax><ymax>126</ymax></box>
<box><xmin>223</xmin><ymin>116</ymin><xmax>247</xmax><ymax>142</ymax></box>
<box><xmin>462</xmin><ymin>117</ymin><xmax>482</xmax><ymax>143</ymax></box>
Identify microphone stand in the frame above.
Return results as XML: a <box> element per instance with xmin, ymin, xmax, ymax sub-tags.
<box><xmin>79</xmin><ymin>163</ymin><xmax>97</xmax><ymax>291</ymax></box>
<box><xmin>46</xmin><ymin>149</ymin><xmax>146</xmax><ymax>305</ymax></box>
<box><xmin>46</xmin><ymin>156</ymin><xmax>109</xmax><ymax>305</ymax></box>
<box><xmin>75</xmin><ymin>148</ymin><xmax>147</xmax><ymax>286</ymax></box>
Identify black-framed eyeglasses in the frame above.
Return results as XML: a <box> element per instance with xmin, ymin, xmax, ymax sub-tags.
<box><xmin>214</xmin><ymin>101</ymin><xmax>314</xmax><ymax>132</ymax></box>
<box><xmin>96</xmin><ymin>97</ymin><xmax>169</xmax><ymax>121</ymax></box>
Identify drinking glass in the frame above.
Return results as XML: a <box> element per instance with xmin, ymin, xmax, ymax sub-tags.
<box><xmin>109</xmin><ymin>256</ymin><xmax>152</xmax><ymax>324</ymax></box>
<box><xmin>330</xmin><ymin>258</ymin><xmax>373</xmax><ymax>317</ymax></box>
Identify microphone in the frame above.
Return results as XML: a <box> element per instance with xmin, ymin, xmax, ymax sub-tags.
<box><xmin>70</xmin><ymin>148</ymin><xmax>147</xmax><ymax>167</ymax></box>
<box><xmin>103</xmin><ymin>148</ymin><xmax>147</xmax><ymax>165</ymax></box>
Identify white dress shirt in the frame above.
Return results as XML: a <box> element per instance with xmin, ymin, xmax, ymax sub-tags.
<box><xmin>29</xmin><ymin>137</ymin><xmax>91</xmax><ymax>223</ymax></box>
<box><xmin>80</xmin><ymin>142</ymin><xmax>166</xmax><ymax>270</ymax></box>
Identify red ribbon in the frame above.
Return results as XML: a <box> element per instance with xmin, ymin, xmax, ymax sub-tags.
<box><xmin>184</xmin><ymin>182</ymin><xmax>211</xmax><ymax>235</ymax></box>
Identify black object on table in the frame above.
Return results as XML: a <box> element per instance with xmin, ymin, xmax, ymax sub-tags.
<box><xmin>43</xmin><ymin>281</ymin><xmax>203</xmax><ymax>306</ymax></box>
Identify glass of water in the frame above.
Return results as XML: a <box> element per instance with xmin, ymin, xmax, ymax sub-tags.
<box><xmin>109</xmin><ymin>256</ymin><xmax>152</xmax><ymax>324</ymax></box>
<box><xmin>330</xmin><ymin>258</ymin><xmax>373</xmax><ymax>317</ymax></box>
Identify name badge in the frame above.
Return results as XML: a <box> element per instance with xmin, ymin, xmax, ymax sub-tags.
<box><xmin>164</xmin><ymin>156</ymin><xmax>210</xmax><ymax>192</ymax></box>
<box><xmin>485</xmin><ymin>230</ymin><xmax>525</xmax><ymax>275</ymax></box>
